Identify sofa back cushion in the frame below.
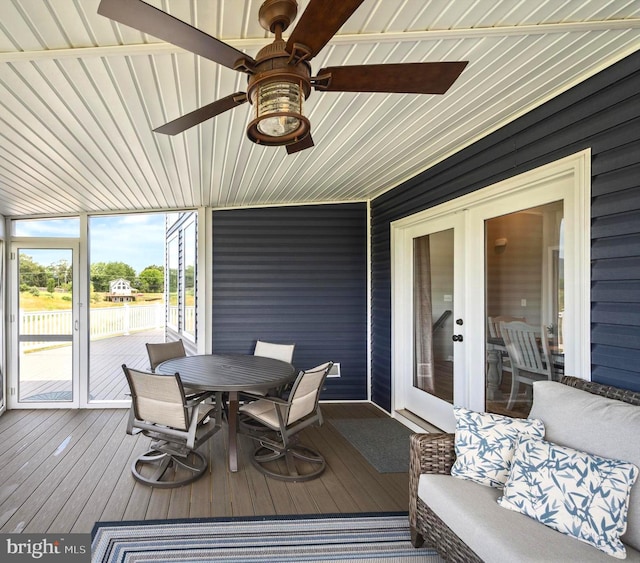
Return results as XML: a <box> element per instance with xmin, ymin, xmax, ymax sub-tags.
<box><xmin>530</xmin><ymin>381</ymin><xmax>640</xmax><ymax>551</ymax></box>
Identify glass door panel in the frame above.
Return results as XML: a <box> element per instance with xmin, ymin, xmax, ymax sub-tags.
<box><xmin>168</xmin><ymin>236</ymin><xmax>179</xmax><ymax>330</ymax></box>
<box><xmin>394</xmin><ymin>211</ymin><xmax>465</xmax><ymax>433</ymax></box>
<box><xmin>484</xmin><ymin>201</ymin><xmax>564</xmax><ymax>417</ymax></box>
<box><xmin>0</xmin><ymin>241</ymin><xmax>4</xmax><ymax>412</ymax></box>
<box><xmin>413</xmin><ymin>230</ymin><xmax>455</xmax><ymax>404</ymax></box>
<box><xmin>15</xmin><ymin>245</ymin><xmax>77</xmax><ymax>405</ymax></box>
<box><xmin>88</xmin><ymin>214</ymin><xmax>166</xmax><ymax>403</ymax></box>
<box><xmin>183</xmin><ymin>221</ymin><xmax>196</xmax><ymax>338</ymax></box>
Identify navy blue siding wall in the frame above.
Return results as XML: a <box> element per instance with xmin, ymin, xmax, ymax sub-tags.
<box><xmin>371</xmin><ymin>50</ymin><xmax>640</xmax><ymax>412</ymax></box>
<box><xmin>212</xmin><ymin>203</ymin><xmax>367</xmax><ymax>400</ymax></box>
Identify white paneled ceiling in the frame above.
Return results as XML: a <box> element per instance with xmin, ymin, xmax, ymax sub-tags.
<box><xmin>0</xmin><ymin>0</ymin><xmax>639</xmax><ymax>216</ymax></box>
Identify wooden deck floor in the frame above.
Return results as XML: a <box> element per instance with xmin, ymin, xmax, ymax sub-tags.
<box><xmin>19</xmin><ymin>329</ymin><xmax>165</xmax><ymax>402</ymax></box>
<box><xmin>0</xmin><ymin>403</ymin><xmax>409</xmax><ymax>534</ymax></box>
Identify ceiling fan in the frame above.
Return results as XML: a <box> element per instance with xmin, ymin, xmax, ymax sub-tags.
<box><xmin>98</xmin><ymin>0</ymin><xmax>468</xmax><ymax>154</ymax></box>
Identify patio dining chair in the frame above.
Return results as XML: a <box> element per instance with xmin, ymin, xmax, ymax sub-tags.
<box><xmin>247</xmin><ymin>340</ymin><xmax>296</xmax><ymax>396</ymax></box>
<box><xmin>240</xmin><ymin>340</ymin><xmax>296</xmax><ymax>432</ymax></box>
<box><xmin>146</xmin><ymin>339</ymin><xmax>186</xmax><ymax>372</ymax></box>
<box><xmin>146</xmin><ymin>339</ymin><xmax>203</xmax><ymax>397</ymax></box>
<box><xmin>239</xmin><ymin>361</ymin><xmax>333</xmax><ymax>482</ymax></box>
<box><xmin>122</xmin><ymin>365</ymin><xmax>222</xmax><ymax>488</ymax></box>
<box><xmin>253</xmin><ymin>340</ymin><xmax>296</xmax><ymax>364</ymax></box>
<box><xmin>500</xmin><ymin>321</ymin><xmax>554</xmax><ymax>410</ymax></box>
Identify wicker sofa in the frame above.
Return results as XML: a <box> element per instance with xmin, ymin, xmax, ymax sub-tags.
<box><xmin>409</xmin><ymin>376</ymin><xmax>640</xmax><ymax>562</ymax></box>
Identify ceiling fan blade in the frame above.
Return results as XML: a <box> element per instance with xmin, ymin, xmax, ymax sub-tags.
<box><xmin>97</xmin><ymin>0</ymin><xmax>254</xmax><ymax>70</ymax></box>
<box><xmin>314</xmin><ymin>62</ymin><xmax>468</xmax><ymax>94</ymax></box>
<box><xmin>286</xmin><ymin>134</ymin><xmax>314</xmax><ymax>155</ymax></box>
<box><xmin>154</xmin><ymin>92</ymin><xmax>248</xmax><ymax>135</ymax></box>
<box><xmin>286</xmin><ymin>0</ymin><xmax>365</xmax><ymax>59</ymax></box>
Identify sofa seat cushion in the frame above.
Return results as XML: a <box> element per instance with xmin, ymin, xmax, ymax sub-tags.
<box><xmin>530</xmin><ymin>381</ymin><xmax>640</xmax><ymax>551</ymax></box>
<box><xmin>418</xmin><ymin>474</ymin><xmax>640</xmax><ymax>562</ymax></box>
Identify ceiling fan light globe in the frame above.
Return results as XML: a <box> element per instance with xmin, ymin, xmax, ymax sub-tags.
<box><xmin>255</xmin><ymin>81</ymin><xmax>302</xmax><ymax>117</ymax></box>
<box><xmin>258</xmin><ymin>115</ymin><xmax>301</xmax><ymax>137</ymax></box>
<box><xmin>247</xmin><ymin>79</ymin><xmax>310</xmax><ymax>146</ymax></box>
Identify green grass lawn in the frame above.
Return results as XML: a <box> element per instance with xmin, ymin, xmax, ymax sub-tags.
<box><xmin>19</xmin><ymin>292</ymin><xmax>165</xmax><ymax>311</ymax></box>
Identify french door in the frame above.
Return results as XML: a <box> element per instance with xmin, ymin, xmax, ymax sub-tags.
<box><xmin>393</xmin><ymin>213</ymin><xmax>466</xmax><ymax>432</ymax></box>
<box><xmin>392</xmin><ymin>152</ymin><xmax>590</xmax><ymax>432</ymax></box>
<box><xmin>9</xmin><ymin>240</ymin><xmax>80</xmax><ymax>408</ymax></box>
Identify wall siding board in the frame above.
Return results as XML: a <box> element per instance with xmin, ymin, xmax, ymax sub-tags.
<box><xmin>370</xmin><ymin>50</ymin><xmax>640</xmax><ymax>412</ymax></box>
<box><xmin>592</xmin><ymin>210</ymin><xmax>640</xmax><ymax>239</ymax></box>
<box><xmin>212</xmin><ymin>203</ymin><xmax>367</xmax><ymax>401</ymax></box>
<box><xmin>591</xmin><ymin>165</ymin><xmax>640</xmax><ymax>198</ymax></box>
<box><xmin>513</xmin><ymin>88</ymin><xmax>639</xmax><ymax>152</ymax></box>
<box><xmin>592</xmin><ymin>189</ymin><xmax>640</xmax><ymax>217</ymax></box>
<box><xmin>592</xmin><ymin>257</ymin><xmax>640</xmax><ymax>281</ymax></box>
<box><xmin>592</xmin><ymin>143</ymin><xmax>640</xmax><ymax>176</ymax></box>
<box><xmin>592</xmin><ymin>325</ymin><xmax>640</xmax><ymax>348</ymax></box>
<box><xmin>591</xmin><ymin>303</ymin><xmax>640</xmax><ymax>326</ymax></box>
<box><xmin>591</xmin><ymin>234</ymin><xmax>640</xmax><ymax>260</ymax></box>
<box><xmin>591</xmin><ymin>367</ymin><xmax>640</xmax><ymax>393</ymax></box>
<box><xmin>592</xmin><ymin>345</ymin><xmax>640</xmax><ymax>375</ymax></box>
<box><xmin>591</xmin><ymin>281</ymin><xmax>640</xmax><ymax>303</ymax></box>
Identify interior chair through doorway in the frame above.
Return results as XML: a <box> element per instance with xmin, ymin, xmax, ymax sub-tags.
<box><xmin>500</xmin><ymin>321</ymin><xmax>554</xmax><ymax>410</ymax></box>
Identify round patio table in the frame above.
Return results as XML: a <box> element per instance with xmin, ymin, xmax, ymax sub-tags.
<box><xmin>156</xmin><ymin>354</ymin><xmax>296</xmax><ymax>472</ymax></box>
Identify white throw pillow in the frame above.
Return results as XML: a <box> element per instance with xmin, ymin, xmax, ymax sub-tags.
<box><xmin>498</xmin><ymin>434</ymin><xmax>639</xmax><ymax>559</ymax></box>
<box><xmin>450</xmin><ymin>407</ymin><xmax>545</xmax><ymax>488</ymax></box>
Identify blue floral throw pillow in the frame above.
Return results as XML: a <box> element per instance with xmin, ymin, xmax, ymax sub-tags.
<box><xmin>498</xmin><ymin>435</ymin><xmax>638</xmax><ymax>559</ymax></box>
<box><xmin>450</xmin><ymin>407</ymin><xmax>545</xmax><ymax>488</ymax></box>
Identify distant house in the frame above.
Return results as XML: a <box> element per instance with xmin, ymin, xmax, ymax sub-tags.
<box><xmin>105</xmin><ymin>278</ymin><xmax>136</xmax><ymax>302</ymax></box>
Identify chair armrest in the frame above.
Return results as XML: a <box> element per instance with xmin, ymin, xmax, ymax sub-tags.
<box><xmin>409</xmin><ymin>433</ymin><xmax>456</xmax><ymax>529</ymax></box>
<box><xmin>240</xmin><ymin>390</ymin><xmax>269</xmax><ymax>401</ymax></box>
<box><xmin>185</xmin><ymin>391</ymin><xmax>216</xmax><ymax>407</ymax></box>
<box><xmin>246</xmin><ymin>394</ymin><xmax>290</xmax><ymax>406</ymax></box>
<box><xmin>410</xmin><ymin>433</ymin><xmax>456</xmax><ymax>476</ymax></box>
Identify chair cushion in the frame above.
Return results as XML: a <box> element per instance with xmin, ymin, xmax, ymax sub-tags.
<box><xmin>498</xmin><ymin>435</ymin><xmax>638</xmax><ymax>559</ymax></box>
<box><xmin>239</xmin><ymin>399</ymin><xmax>280</xmax><ymax>429</ymax></box>
<box><xmin>254</xmin><ymin>341</ymin><xmax>295</xmax><ymax>363</ymax></box>
<box><xmin>530</xmin><ymin>381</ymin><xmax>640</xmax><ymax>551</ymax></box>
<box><xmin>450</xmin><ymin>406</ymin><xmax>545</xmax><ymax>488</ymax></box>
<box><xmin>418</xmin><ymin>474</ymin><xmax>640</xmax><ymax>562</ymax></box>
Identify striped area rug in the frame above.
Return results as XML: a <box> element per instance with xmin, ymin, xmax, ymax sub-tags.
<box><xmin>91</xmin><ymin>513</ymin><xmax>444</xmax><ymax>562</ymax></box>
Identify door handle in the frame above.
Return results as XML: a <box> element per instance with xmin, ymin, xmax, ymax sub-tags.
<box><xmin>75</xmin><ymin>320</ymin><xmax>79</xmax><ymax>331</ymax></box>
<box><xmin>452</xmin><ymin>334</ymin><xmax>464</xmax><ymax>342</ymax></box>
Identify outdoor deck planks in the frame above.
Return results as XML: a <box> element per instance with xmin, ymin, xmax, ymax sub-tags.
<box><xmin>0</xmin><ymin>402</ymin><xmax>410</xmax><ymax>533</ymax></box>
<box><xmin>18</xmin><ymin>329</ymin><xmax>164</xmax><ymax>403</ymax></box>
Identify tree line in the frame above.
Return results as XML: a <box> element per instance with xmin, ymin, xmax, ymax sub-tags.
<box><xmin>90</xmin><ymin>262</ymin><xmax>164</xmax><ymax>292</ymax></box>
<box><xmin>19</xmin><ymin>255</ymin><xmax>165</xmax><ymax>293</ymax></box>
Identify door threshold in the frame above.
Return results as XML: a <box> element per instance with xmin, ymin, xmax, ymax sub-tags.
<box><xmin>395</xmin><ymin>409</ymin><xmax>443</xmax><ymax>433</ymax></box>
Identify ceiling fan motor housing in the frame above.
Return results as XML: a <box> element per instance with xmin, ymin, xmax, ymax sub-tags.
<box><xmin>258</xmin><ymin>0</ymin><xmax>298</xmax><ymax>33</ymax></box>
<box><xmin>246</xmin><ymin>39</ymin><xmax>312</xmax><ymax>146</ymax></box>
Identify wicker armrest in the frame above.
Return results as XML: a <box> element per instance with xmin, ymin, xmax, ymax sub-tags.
<box><xmin>409</xmin><ymin>433</ymin><xmax>456</xmax><ymax>530</ymax></box>
<box><xmin>410</xmin><ymin>433</ymin><xmax>456</xmax><ymax>475</ymax></box>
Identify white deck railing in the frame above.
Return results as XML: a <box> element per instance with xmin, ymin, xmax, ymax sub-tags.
<box><xmin>168</xmin><ymin>306</ymin><xmax>195</xmax><ymax>334</ymax></box>
<box><xmin>20</xmin><ymin>304</ymin><xmax>167</xmax><ymax>351</ymax></box>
